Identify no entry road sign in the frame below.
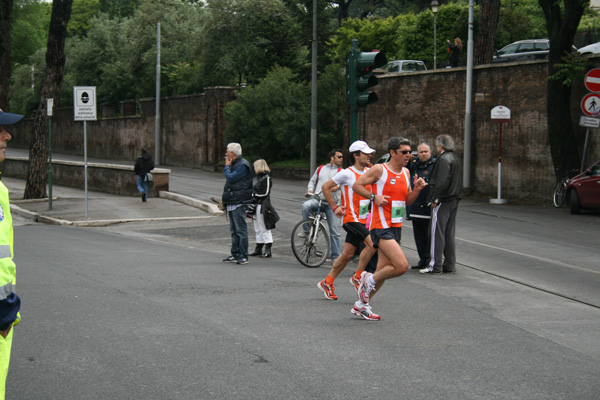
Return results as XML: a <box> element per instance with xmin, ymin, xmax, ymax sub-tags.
<box><xmin>581</xmin><ymin>93</ymin><xmax>600</xmax><ymax>117</ymax></box>
<box><xmin>584</xmin><ymin>68</ymin><xmax>600</xmax><ymax>93</ymax></box>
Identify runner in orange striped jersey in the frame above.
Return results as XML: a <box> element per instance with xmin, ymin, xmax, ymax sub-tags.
<box><xmin>350</xmin><ymin>137</ymin><xmax>426</xmax><ymax>320</ymax></box>
<box><xmin>317</xmin><ymin>141</ymin><xmax>378</xmax><ymax>301</ymax></box>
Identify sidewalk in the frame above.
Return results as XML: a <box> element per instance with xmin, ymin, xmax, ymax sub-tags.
<box><xmin>4</xmin><ymin>177</ymin><xmax>222</xmax><ymax>227</ymax></box>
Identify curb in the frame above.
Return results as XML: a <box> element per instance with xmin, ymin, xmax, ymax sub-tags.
<box><xmin>9</xmin><ymin>191</ymin><xmax>224</xmax><ymax>226</ymax></box>
<box><xmin>158</xmin><ymin>191</ymin><xmax>225</xmax><ymax>216</ymax></box>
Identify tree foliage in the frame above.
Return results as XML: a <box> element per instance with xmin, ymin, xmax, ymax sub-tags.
<box><xmin>24</xmin><ymin>0</ymin><xmax>73</xmax><ymax>199</ymax></box>
<box><xmin>200</xmin><ymin>0</ymin><xmax>304</xmax><ymax>86</ymax></box>
<box><xmin>10</xmin><ymin>0</ymin><xmax>51</xmax><ymax>66</ymax></box>
<box><xmin>68</xmin><ymin>0</ymin><xmax>100</xmax><ymax>37</ymax></box>
<box><xmin>224</xmin><ymin>63</ymin><xmax>346</xmax><ymax>164</ymax></box>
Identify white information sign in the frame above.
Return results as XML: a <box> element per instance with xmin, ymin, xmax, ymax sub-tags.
<box><xmin>73</xmin><ymin>86</ymin><xmax>97</xmax><ymax>121</ymax></box>
<box><xmin>491</xmin><ymin>105</ymin><xmax>511</xmax><ymax>123</ymax></box>
<box><xmin>579</xmin><ymin>115</ymin><xmax>600</xmax><ymax>128</ymax></box>
<box><xmin>47</xmin><ymin>98</ymin><xmax>53</xmax><ymax>116</ymax></box>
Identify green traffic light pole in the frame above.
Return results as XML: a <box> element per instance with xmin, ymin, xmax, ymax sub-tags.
<box><xmin>47</xmin><ymin>98</ymin><xmax>54</xmax><ymax>210</ymax></box>
<box><xmin>348</xmin><ymin>39</ymin><xmax>359</xmax><ymax>143</ymax></box>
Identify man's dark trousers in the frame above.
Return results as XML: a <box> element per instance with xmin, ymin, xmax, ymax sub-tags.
<box><xmin>228</xmin><ymin>205</ymin><xmax>249</xmax><ymax>260</ymax></box>
<box><xmin>412</xmin><ymin>217</ymin><xmax>430</xmax><ymax>268</ymax></box>
<box><xmin>428</xmin><ymin>199</ymin><xmax>459</xmax><ymax>272</ymax></box>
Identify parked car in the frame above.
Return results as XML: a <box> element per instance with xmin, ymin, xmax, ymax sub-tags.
<box><xmin>492</xmin><ymin>39</ymin><xmax>551</xmax><ymax>63</ymax></box>
<box><xmin>492</xmin><ymin>39</ymin><xmax>578</xmax><ymax>63</ymax></box>
<box><xmin>375</xmin><ymin>60</ymin><xmax>427</xmax><ymax>74</ymax></box>
<box><xmin>566</xmin><ymin>160</ymin><xmax>600</xmax><ymax>214</ymax></box>
<box><xmin>577</xmin><ymin>41</ymin><xmax>600</xmax><ymax>56</ymax></box>
<box><xmin>375</xmin><ymin>150</ymin><xmax>417</xmax><ymax>164</ymax></box>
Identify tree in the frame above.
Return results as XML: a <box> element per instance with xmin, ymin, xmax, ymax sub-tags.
<box><xmin>475</xmin><ymin>0</ymin><xmax>500</xmax><ymax>65</ymax></box>
<box><xmin>99</xmin><ymin>0</ymin><xmax>139</xmax><ymax>19</ymax></box>
<box><xmin>200</xmin><ymin>0</ymin><xmax>303</xmax><ymax>86</ymax></box>
<box><xmin>224</xmin><ymin>64</ymin><xmax>346</xmax><ymax>163</ymax></box>
<box><xmin>10</xmin><ymin>0</ymin><xmax>52</xmax><ymax>66</ymax></box>
<box><xmin>24</xmin><ymin>0</ymin><xmax>73</xmax><ymax>199</ymax></box>
<box><xmin>0</xmin><ymin>0</ymin><xmax>14</xmax><ymax>111</ymax></box>
<box><xmin>538</xmin><ymin>0</ymin><xmax>587</xmax><ymax>173</ymax></box>
<box><xmin>224</xmin><ymin>67</ymin><xmax>311</xmax><ymax>161</ymax></box>
<box><xmin>68</xmin><ymin>0</ymin><xmax>100</xmax><ymax>37</ymax></box>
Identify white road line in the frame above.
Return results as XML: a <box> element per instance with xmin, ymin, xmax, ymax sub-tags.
<box><xmin>458</xmin><ymin>237</ymin><xmax>600</xmax><ymax>275</ymax></box>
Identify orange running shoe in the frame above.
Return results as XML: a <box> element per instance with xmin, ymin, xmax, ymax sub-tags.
<box><xmin>317</xmin><ymin>279</ymin><xmax>338</xmax><ymax>300</ymax></box>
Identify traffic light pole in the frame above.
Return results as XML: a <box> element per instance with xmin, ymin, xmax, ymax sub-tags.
<box><xmin>348</xmin><ymin>40</ymin><xmax>359</xmax><ymax>143</ymax></box>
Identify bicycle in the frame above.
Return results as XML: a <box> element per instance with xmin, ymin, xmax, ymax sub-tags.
<box><xmin>553</xmin><ymin>166</ymin><xmax>578</xmax><ymax>208</ymax></box>
<box><xmin>290</xmin><ymin>193</ymin><xmax>331</xmax><ymax>268</ymax></box>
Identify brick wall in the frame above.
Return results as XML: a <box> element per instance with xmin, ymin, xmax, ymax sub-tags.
<box><xmin>10</xmin><ymin>87</ymin><xmax>238</xmax><ymax>169</ymax></box>
<box><xmin>359</xmin><ymin>57</ymin><xmax>600</xmax><ymax>201</ymax></box>
<box><xmin>9</xmin><ymin>59</ymin><xmax>600</xmax><ymax>201</ymax></box>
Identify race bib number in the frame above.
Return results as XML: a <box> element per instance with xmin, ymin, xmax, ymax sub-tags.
<box><xmin>358</xmin><ymin>199</ymin><xmax>370</xmax><ymax>220</ymax></box>
<box><xmin>391</xmin><ymin>200</ymin><xmax>406</xmax><ymax>223</ymax></box>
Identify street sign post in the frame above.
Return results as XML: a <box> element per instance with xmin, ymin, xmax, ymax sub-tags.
<box><xmin>490</xmin><ymin>106</ymin><xmax>510</xmax><ymax>204</ymax></box>
<box><xmin>73</xmin><ymin>86</ymin><xmax>97</xmax><ymax>218</ymax></box>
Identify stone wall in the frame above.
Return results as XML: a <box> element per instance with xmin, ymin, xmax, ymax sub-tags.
<box><xmin>358</xmin><ymin>57</ymin><xmax>600</xmax><ymax>200</ymax></box>
<box><xmin>10</xmin><ymin>87</ymin><xmax>238</xmax><ymax>169</ymax></box>
<box><xmin>4</xmin><ymin>156</ymin><xmax>170</xmax><ymax>197</ymax></box>
<box><xmin>8</xmin><ymin>60</ymin><xmax>600</xmax><ymax>201</ymax></box>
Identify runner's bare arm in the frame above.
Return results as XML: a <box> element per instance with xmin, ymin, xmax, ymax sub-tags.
<box><xmin>406</xmin><ymin>173</ymin><xmax>426</xmax><ymax>206</ymax></box>
<box><xmin>321</xmin><ymin>179</ymin><xmax>344</xmax><ymax>217</ymax></box>
<box><xmin>353</xmin><ymin>164</ymin><xmax>389</xmax><ymax>206</ymax></box>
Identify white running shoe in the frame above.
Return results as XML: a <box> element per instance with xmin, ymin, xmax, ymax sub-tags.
<box><xmin>357</xmin><ymin>271</ymin><xmax>375</xmax><ymax>304</ymax></box>
<box><xmin>419</xmin><ymin>266</ymin><xmax>433</xmax><ymax>274</ymax></box>
<box><xmin>351</xmin><ymin>301</ymin><xmax>380</xmax><ymax>321</ymax></box>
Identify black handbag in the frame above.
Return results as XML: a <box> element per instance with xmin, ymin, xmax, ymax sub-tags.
<box><xmin>264</xmin><ymin>204</ymin><xmax>280</xmax><ymax>229</ymax></box>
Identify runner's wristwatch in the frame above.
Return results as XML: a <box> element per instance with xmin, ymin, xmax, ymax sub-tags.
<box><xmin>370</xmin><ymin>194</ymin><xmax>376</xmax><ymax>202</ymax></box>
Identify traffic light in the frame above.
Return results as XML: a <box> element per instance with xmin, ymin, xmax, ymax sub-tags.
<box><xmin>346</xmin><ymin>40</ymin><xmax>387</xmax><ymax>111</ymax></box>
<box><xmin>355</xmin><ymin>51</ymin><xmax>387</xmax><ymax>107</ymax></box>
<box><xmin>346</xmin><ymin>39</ymin><xmax>387</xmax><ymax>142</ymax></box>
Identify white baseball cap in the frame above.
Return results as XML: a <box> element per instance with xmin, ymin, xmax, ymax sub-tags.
<box><xmin>349</xmin><ymin>140</ymin><xmax>376</xmax><ymax>154</ymax></box>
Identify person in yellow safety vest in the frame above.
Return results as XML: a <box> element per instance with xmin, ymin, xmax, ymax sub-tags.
<box><xmin>0</xmin><ymin>109</ymin><xmax>23</xmax><ymax>400</ymax></box>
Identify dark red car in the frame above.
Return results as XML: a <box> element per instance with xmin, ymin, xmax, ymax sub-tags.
<box><xmin>566</xmin><ymin>160</ymin><xmax>600</xmax><ymax>214</ymax></box>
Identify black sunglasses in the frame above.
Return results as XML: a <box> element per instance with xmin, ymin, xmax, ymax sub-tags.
<box><xmin>395</xmin><ymin>150</ymin><xmax>411</xmax><ymax>155</ymax></box>
<box><xmin>336</xmin><ymin>155</ymin><xmax>343</xmax><ymax>159</ymax></box>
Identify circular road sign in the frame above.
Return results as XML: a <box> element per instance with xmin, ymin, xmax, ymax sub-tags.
<box><xmin>581</xmin><ymin>93</ymin><xmax>600</xmax><ymax>117</ymax></box>
<box><xmin>584</xmin><ymin>68</ymin><xmax>600</xmax><ymax>93</ymax></box>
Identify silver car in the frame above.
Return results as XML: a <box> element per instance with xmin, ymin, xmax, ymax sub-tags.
<box><xmin>377</xmin><ymin>60</ymin><xmax>427</xmax><ymax>73</ymax></box>
<box><xmin>492</xmin><ymin>39</ymin><xmax>550</xmax><ymax>63</ymax></box>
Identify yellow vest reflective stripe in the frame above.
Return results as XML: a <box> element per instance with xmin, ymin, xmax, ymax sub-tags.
<box><xmin>0</xmin><ymin>281</ymin><xmax>14</xmax><ymax>301</ymax></box>
<box><xmin>0</xmin><ymin>181</ymin><xmax>16</xmax><ymax>302</ymax></box>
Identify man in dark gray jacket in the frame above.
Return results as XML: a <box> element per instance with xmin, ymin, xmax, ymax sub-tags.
<box><xmin>420</xmin><ymin>134</ymin><xmax>463</xmax><ymax>274</ymax></box>
<box><xmin>222</xmin><ymin>143</ymin><xmax>253</xmax><ymax>265</ymax></box>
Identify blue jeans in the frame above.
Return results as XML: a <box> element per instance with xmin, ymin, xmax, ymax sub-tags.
<box><xmin>136</xmin><ymin>175</ymin><xmax>148</xmax><ymax>197</ymax></box>
<box><xmin>301</xmin><ymin>199</ymin><xmax>341</xmax><ymax>260</ymax></box>
<box><xmin>228</xmin><ymin>205</ymin><xmax>249</xmax><ymax>260</ymax></box>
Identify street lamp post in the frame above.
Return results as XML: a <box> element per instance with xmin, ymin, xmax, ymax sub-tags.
<box><xmin>431</xmin><ymin>0</ymin><xmax>439</xmax><ymax>69</ymax></box>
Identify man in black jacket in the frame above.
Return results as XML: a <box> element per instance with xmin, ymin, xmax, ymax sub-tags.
<box><xmin>222</xmin><ymin>143</ymin><xmax>253</xmax><ymax>265</ymax></box>
<box><xmin>408</xmin><ymin>143</ymin><xmax>435</xmax><ymax>270</ymax></box>
<box><xmin>420</xmin><ymin>135</ymin><xmax>462</xmax><ymax>274</ymax></box>
<box><xmin>134</xmin><ymin>149</ymin><xmax>155</xmax><ymax>202</ymax></box>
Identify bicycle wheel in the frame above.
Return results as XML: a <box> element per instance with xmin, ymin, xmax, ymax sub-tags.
<box><xmin>290</xmin><ymin>219</ymin><xmax>330</xmax><ymax>268</ymax></box>
<box><xmin>553</xmin><ymin>179</ymin><xmax>567</xmax><ymax>208</ymax></box>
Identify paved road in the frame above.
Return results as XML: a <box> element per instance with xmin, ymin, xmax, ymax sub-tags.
<box><xmin>8</xmin><ymin>224</ymin><xmax>600</xmax><ymax>399</ymax></box>
<box><xmin>4</xmin><ymin>152</ymin><xmax>600</xmax><ymax>398</ymax></box>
